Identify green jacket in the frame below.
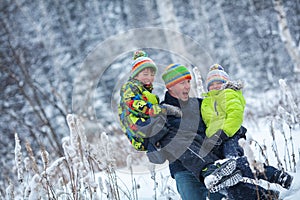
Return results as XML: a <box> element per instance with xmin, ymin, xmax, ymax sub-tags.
<box><xmin>201</xmin><ymin>88</ymin><xmax>246</xmax><ymax>138</ymax></box>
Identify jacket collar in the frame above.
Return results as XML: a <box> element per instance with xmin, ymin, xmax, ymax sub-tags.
<box><xmin>203</xmin><ymin>89</ymin><xmax>221</xmax><ymax>97</ymax></box>
<box><xmin>129</xmin><ymin>78</ymin><xmax>153</xmax><ymax>92</ymax></box>
<box><xmin>163</xmin><ymin>91</ymin><xmax>189</xmax><ymax>108</ymax></box>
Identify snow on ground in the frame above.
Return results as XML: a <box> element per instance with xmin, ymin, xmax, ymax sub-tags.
<box><xmin>279</xmin><ymin>163</ymin><xmax>300</xmax><ymax>200</ymax></box>
<box><xmin>244</xmin><ymin>118</ymin><xmax>300</xmax><ymax>171</ymax></box>
<box><xmin>97</xmin><ymin>162</ymin><xmax>181</xmax><ymax>200</ymax></box>
<box><xmin>97</xmin><ymin>118</ymin><xmax>300</xmax><ymax>200</ymax></box>
<box><xmin>244</xmin><ymin>118</ymin><xmax>300</xmax><ymax>200</ymax></box>
<box><xmin>117</xmin><ymin>164</ymin><xmax>179</xmax><ymax>200</ymax></box>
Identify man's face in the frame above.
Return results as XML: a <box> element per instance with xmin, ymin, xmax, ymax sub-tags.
<box><xmin>134</xmin><ymin>68</ymin><xmax>155</xmax><ymax>85</ymax></box>
<box><xmin>168</xmin><ymin>79</ymin><xmax>191</xmax><ymax>101</ymax></box>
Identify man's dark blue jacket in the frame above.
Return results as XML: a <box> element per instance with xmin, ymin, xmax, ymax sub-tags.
<box><xmin>149</xmin><ymin>91</ymin><xmax>220</xmax><ymax>180</ymax></box>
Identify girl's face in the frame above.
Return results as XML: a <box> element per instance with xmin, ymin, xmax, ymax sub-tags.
<box><xmin>168</xmin><ymin>79</ymin><xmax>191</xmax><ymax>101</ymax></box>
<box><xmin>134</xmin><ymin>68</ymin><xmax>155</xmax><ymax>85</ymax></box>
<box><xmin>208</xmin><ymin>81</ymin><xmax>223</xmax><ymax>91</ymax></box>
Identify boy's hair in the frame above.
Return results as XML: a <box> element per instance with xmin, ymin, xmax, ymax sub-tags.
<box><xmin>135</xmin><ymin>67</ymin><xmax>156</xmax><ymax>75</ymax></box>
<box><xmin>130</xmin><ymin>51</ymin><xmax>157</xmax><ymax>78</ymax></box>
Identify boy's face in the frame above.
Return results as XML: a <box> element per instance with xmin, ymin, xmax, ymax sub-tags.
<box><xmin>168</xmin><ymin>79</ymin><xmax>191</xmax><ymax>102</ymax></box>
<box><xmin>208</xmin><ymin>81</ymin><xmax>223</xmax><ymax>91</ymax></box>
<box><xmin>134</xmin><ymin>68</ymin><xmax>155</xmax><ymax>85</ymax></box>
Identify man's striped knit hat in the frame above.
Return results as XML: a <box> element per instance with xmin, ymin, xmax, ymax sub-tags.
<box><xmin>130</xmin><ymin>50</ymin><xmax>157</xmax><ymax>78</ymax></box>
<box><xmin>162</xmin><ymin>64</ymin><xmax>192</xmax><ymax>88</ymax></box>
<box><xmin>206</xmin><ymin>64</ymin><xmax>230</xmax><ymax>90</ymax></box>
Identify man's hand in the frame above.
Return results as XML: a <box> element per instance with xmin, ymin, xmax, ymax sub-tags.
<box><xmin>217</xmin><ymin>130</ymin><xmax>230</xmax><ymax>141</ymax></box>
<box><xmin>205</xmin><ymin>130</ymin><xmax>229</xmax><ymax>147</ymax></box>
<box><xmin>161</xmin><ymin>104</ymin><xmax>182</xmax><ymax>117</ymax></box>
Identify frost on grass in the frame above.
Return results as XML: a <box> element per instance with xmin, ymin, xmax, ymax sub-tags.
<box><xmin>14</xmin><ymin>133</ymin><xmax>24</xmax><ymax>183</ymax></box>
<box><xmin>193</xmin><ymin>67</ymin><xmax>205</xmax><ymax>97</ymax></box>
<box><xmin>239</xmin><ymin>138</ymin><xmax>264</xmax><ymax>174</ymax></box>
<box><xmin>7</xmin><ymin>79</ymin><xmax>299</xmax><ymax>199</ymax></box>
<box><xmin>279</xmin><ymin>79</ymin><xmax>299</xmax><ymax>123</ymax></box>
<box><xmin>10</xmin><ymin>114</ymin><xmax>119</xmax><ymax>199</ymax></box>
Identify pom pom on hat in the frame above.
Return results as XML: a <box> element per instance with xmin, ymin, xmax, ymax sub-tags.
<box><xmin>206</xmin><ymin>64</ymin><xmax>230</xmax><ymax>90</ymax></box>
<box><xmin>162</xmin><ymin>64</ymin><xmax>192</xmax><ymax>88</ymax></box>
<box><xmin>130</xmin><ymin>50</ymin><xmax>157</xmax><ymax>78</ymax></box>
<box><xmin>133</xmin><ymin>50</ymin><xmax>148</xmax><ymax>60</ymax></box>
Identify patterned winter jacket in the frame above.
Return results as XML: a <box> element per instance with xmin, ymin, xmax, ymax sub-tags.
<box><xmin>118</xmin><ymin>78</ymin><xmax>166</xmax><ymax>151</ymax></box>
<box><xmin>201</xmin><ymin>82</ymin><xmax>246</xmax><ymax>138</ymax></box>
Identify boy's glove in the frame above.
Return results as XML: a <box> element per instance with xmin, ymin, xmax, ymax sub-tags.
<box><xmin>237</xmin><ymin>126</ymin><xmax>247</xmax><ymax>139</ymax></box>
<box><xmin>206</xmin><ymin>130</ymin><xmax>229</xmax><ymax>147</ymax></box>
<box><xmin>222</xmin><ymin>80</ymin><xmax>244</xmax><ymax>90</ymax></box>
<box><xmin>149</xmin><ymin>104</ymin><xmax>163</xmax><ymax>116</ymax></box>
<box><xmin>161</xmin><ymin>104</ymin><xmax>182</xmax><ymax>117</ymax></box>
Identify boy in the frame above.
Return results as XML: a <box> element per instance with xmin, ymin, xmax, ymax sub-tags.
<box><xmin>201</xmin><ymin>63</ymin><xmax>246</xmax><ymax>159</ymax></box>
<box><xmin>201</xmin><ymin>64</ymin><xmax>293</xmax><ymax>192</ymax></box>
<box><xmin>118</xmin><ymin>50</ymin><xmax>181</xmax><ymax>152</ymax></box>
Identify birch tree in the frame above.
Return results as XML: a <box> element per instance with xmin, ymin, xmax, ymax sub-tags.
<box><xmin>156</xmin><ymin>0</ymin><xmax>200</xmax><ymax>96</ymax></box>
<box><xmin>273</xmin><ymin>0</ymin><xmax>300</xmax><ymax>72</ymax></box>
<box><xmin>216</xmin><ymin>1</ymin><xmax>244</xmax><ymax>77</ymax></box>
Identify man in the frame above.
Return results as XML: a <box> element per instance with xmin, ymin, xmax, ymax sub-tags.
<box><xmin>147</xmin><ymin>63</ymin><xmax>241</xmax><ymax>199</ymax></box>
<box><xmin>147</xmin><ymin>63</ymin><xmax>287</xmax><ymax>199</ymax></box>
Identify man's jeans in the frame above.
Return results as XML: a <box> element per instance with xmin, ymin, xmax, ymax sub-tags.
<box><xmin>174</xmin><ymin>170</ymin><xmax>225</xmax><ymax>200</ymax></box>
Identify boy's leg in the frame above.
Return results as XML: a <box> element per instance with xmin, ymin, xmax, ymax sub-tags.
<box><xmin>222</xmin><ymin>134</ymin><xmax>244</xmax><ymax>158</ymax></box>
<box><xmin>207</xmin><ymin>170</ymin><xmax>243</xmax><ymax>193</ymax></box>
<box><xmin>260</xmin><ymin>165</ymin><xmax>293</xmax><ymax>189</ymax></box>
<box><xmin>235</xmin><ymin>156</ymin><xmax>293</xmax><ymax>190</ymax></box>
<box><xmin>227</xmin><ymin>182</ymin><xmax>280</xmax><ymax>200</ymax></box>
<box><xmin>202</xmin><ymin>159</ymin><xmax>243</xmax><ymax>192</ymax></box>
<box><xmin>162</xmin><ymin>131</ymin><xmax>243</xmax><ymax>192</ymax></box>
<box><xmin>235</xmin><ymin>156</ymin><xmax>255</xmax><ymax>178</ymax></box>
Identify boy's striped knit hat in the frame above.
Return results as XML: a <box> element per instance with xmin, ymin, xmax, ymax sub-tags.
<box><xmin>130</xmin><ymin>50</ymin><xmax>157</xmax><ymax>78</ymax></box>
<box><xmin>206</xmin><ymin>64</ymin><xmax>230</xmax><ymax>90</ymax></box>
<box><xmin>162</xmin><ymin>64</ymin><xmax>192</xmax><ymax>88</ymax></box>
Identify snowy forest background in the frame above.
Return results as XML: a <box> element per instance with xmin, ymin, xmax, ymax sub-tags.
<box><xmin>1</xmin><ymin>0</ymin><xmax>300</xmax><ymax>199</ymax></box>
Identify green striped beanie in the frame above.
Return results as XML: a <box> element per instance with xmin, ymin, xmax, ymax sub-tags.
<box><xmin>162</xmin><ymin>64</ymin><xmax>192</xmax><ymax>88</ymax></box>
<box><xmin>130</xmin><ymin>50</ymin><xmax>157</xmax><ymax>78</ymax></box>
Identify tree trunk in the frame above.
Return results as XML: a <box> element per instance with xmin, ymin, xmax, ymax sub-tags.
<box><xmin>156</xmin><ymin>0</ymin><xmax>198</xmax><ymax>96</ymax></box>
<box><xmin>274</xmin><ymin>0</ymin><xmax>300</xmax><ymax>73</ymax></box>
<box><xmin>216</xmin><ymin>1</ymin><xmax>244</xmax><ymax>77</ymax></box>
